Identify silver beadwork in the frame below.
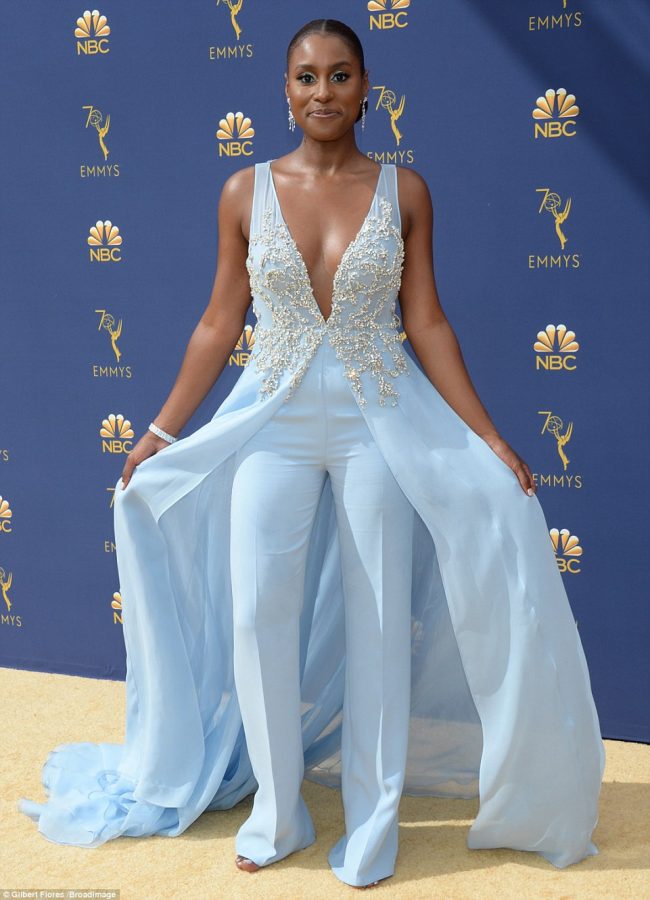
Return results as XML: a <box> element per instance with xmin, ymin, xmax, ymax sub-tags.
<box><xmin>287</xmin><ymin>97</ymin><xmax>295</xmax><ymax>131</ymax></box>
<box><xmin>246</xmin><ymin>190</ymin><xmax>409</xmax><ymax>409</ymax></box>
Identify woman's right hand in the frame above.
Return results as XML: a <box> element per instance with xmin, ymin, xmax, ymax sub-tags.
<box><xmin>120</xmin><ymin>431</ymin><xmax>174</xmax><ymax>490</ymax></box>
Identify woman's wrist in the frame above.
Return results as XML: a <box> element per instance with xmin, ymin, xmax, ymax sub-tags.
<box><xmin>148</xmin><ymin>421</ymin><xmax>178</xmax><ymax>444</ymax></box>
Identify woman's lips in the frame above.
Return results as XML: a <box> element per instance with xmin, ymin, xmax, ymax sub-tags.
<box><xmin>310</xmin><ymin>110</ymin><xmax>338</xmax><ymax>117</ymax></box>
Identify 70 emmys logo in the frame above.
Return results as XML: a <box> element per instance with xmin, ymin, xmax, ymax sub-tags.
<box><xmin>368</xmin><ymin>0</ymin><xmax>410</xmax><ymax>30</ymax></box>
<box><xmin>75</xmin><ymin>9</ymin><xmax>110</xmax><ymax>55</ymax></box>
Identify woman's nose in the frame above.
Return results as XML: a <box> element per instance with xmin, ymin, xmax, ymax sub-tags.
<box><xmin>313</xmin><ymin>79</ymin><xmax>333</xmax><ymax>100</ymax></box>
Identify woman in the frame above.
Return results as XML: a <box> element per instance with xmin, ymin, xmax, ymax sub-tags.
<box><xmin>18</xmin><ymin>18</ymin><xmax>605</xmax><ymax>890</ymax></box>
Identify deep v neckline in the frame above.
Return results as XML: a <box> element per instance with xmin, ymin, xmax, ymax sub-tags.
<box><xmin>268</xmin><ymin>159</ymin><xmax>383</xmax><ymax>324</ymax></box>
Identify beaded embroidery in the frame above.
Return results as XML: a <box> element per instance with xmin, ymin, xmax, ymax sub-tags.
<box><xmin>246</xmin><ymin>172</ymin><xmax>410</xmax><ymax>408</ymax></box>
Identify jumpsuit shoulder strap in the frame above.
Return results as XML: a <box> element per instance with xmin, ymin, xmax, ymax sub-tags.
<box><xmin>382</xmin><ymin>163</ymin><xmax>402</xmax><ymax>237</ymax></box>
<box><xmin>249</xmin><ymin>160</ymin><xmax>272</xmax><ymax>237</ymax></box>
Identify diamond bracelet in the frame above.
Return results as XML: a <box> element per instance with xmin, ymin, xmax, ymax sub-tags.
<box><xmin>148</xmin><ymin>422</ymin><xmax>178</xmax><ymax>444</ymax></box>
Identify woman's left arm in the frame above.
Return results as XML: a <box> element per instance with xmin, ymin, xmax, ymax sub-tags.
<box><xmin>397</xmin><ymin>167</ymin><xmax>536</xmax><ymax>496</ymax></box>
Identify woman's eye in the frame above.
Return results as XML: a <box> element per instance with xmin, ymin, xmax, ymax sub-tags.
<box><xmin>297</xmin><ymin>72</ymin><xmax>349</xmax><ymax>84</ymax></box>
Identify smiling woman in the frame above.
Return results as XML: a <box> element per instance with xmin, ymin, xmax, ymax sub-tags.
<box><xmin>17</xmin><ymin>15</ymin><xmax>605</xmax><ymax>895</ymax></box>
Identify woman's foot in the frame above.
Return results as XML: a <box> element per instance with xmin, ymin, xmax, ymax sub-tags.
<box><xmin>235</xmin><ymin>854</ymin><xmax>260</xmax><ymax>872</ymax></box>
<box><xmin>353</xmin><ymin>874</ymin><xmax>392</xmax><ymax>889</ymax></box>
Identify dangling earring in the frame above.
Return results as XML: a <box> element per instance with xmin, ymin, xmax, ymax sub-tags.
<box><xmin>287</xmin><ymin>97</ymin><xmax>295</xmax><ymax>132</ymax></box>
<box><xmin>361</xmin><ymin>95</ymin><xmax>368</xmax><ymax>132</ymax></box>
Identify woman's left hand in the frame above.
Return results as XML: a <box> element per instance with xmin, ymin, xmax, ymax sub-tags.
<box><xmin>482</xmin><ymin>433</ymin><xmax>537</xmax><ymax>496</ymax></box>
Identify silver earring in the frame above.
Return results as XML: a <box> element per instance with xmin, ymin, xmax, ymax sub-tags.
<box><xmin>361</xmin><ymin>95</ymin><xmax>368</xmax><ymax>131</ymax></box>
<box><xmin>287</xmin><ymin>97</ymin><xmax>295</xmax><ymax>132</ymax></box>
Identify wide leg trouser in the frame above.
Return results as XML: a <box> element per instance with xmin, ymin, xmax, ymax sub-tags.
<box><xmin>229</xmin><ymin>333</ymin><xmax>415</xmax><ymax>886</ymax></box>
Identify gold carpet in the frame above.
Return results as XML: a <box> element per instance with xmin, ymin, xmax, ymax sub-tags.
<box><xmin>3</xmin><ymin>667</ymin><xmax>648</xmax><ymax>899</ymax></box>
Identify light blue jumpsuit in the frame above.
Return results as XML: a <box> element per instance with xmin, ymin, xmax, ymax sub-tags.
<box><xmin>230</xmin><ymin>328</ymin><xmax>415</xmax><ymax>885</ymax></box>
<box><xmin>17</xmin><ymin>161</ymin><xmax>605</xmax><ymax>886</ymax></box>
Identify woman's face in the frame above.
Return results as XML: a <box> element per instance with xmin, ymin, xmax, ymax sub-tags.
<box><xmin>285</xmin><ymin>33</ymin><xmax>369</xmax><ymax>137</ymax></box>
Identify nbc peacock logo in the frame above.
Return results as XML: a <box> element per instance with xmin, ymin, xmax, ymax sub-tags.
<box><xmin>100</xmin><ymin>414</ymin><xmax>135</xmax><ymax>454</ymax></box>
<box><xmin>534</xmin><ymin>324</ymin><xmax>579</xmax><ymax>371</ymax></box>
<box><xmin>216</xmin><ymin>111</ymin><xmax>255</xmax><ymax>157</ymax></box>
<box><xmin>231</xmin><ymin>323</ymin><xmax>256</xmax><ymax>367</ymax></box>
<box><xmin>88</xmin><ymin>220</ymin><xmax>123</xmax><ymax>262</ymax></box>
<box><xmin>0</xmin><ymin>497</ymin><xmax>13</xmax><ymax>534</ymax></box>
<box><xmin>368</xmin><ymin>0</ymin><xmax>411</xmax><ymax>30</ymax></box>
<box><xmin>532</xmin><ymin>88</ymin><xmax>579</xmax><ymax>138</ymax></box>
<box><xmin>111</xmin><ymin>591</ymin><xmax>123</xmax><ymax>625</ymax></box>
<box><xmin>75</xmin><ymin>9</ymin><xmax>110</xmax><ymax>55</ymax></box>
<box><xmin>550</xmin><ymin>527</ymin><xmax>582</xmax><ymax>574</ymax></box>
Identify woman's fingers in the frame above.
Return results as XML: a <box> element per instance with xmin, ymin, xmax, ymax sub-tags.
<box><xmin>120</xmin><ymin>455</ymin><xmax>137</xmax><ymax>489</ymax></box>
<box><xmin>119</xmin><ymin>434</ymin><xmax>170</xmax><ymax>489</ymax></box>
<box><xmin>516</xmin><ymin>459</ymin><xmax>536</xmax><ymax>496</ymax></box>
<box><xmin>522</xmin><ymin>460</ymin><xmax>536</xmax><ymax>495</ymax></box>
<box><xmin>484</xmin><ymin>435</ymin><xmax>537</xmax><ymax>497</ymax></box>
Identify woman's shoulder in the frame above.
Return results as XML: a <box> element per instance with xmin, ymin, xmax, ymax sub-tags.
<box><xmin>393</xmin><ymin>165</ymin><xmax>433</xmax><ymax>238</ymax></box>
<box><xmin>394</xmin><ymin>163</ymin><xmax>433</xmax><ymax>210</ymax></box>
<box><xmin>394</xmin><ymin>163</ymin><xmax>430</xmax><ymax>193</ymax></box>
<box><xmin>218</xmin><ymin>162</ymin><xmax>258</xmax><ymax>214</ymax></box>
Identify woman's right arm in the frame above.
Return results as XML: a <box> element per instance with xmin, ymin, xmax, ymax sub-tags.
<box><xmin>120</xmin><ymin>166</ymin><xmax>255</xmax><ymax>489</ymax></box>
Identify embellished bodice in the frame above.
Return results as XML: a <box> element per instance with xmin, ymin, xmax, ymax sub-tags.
<box><xmin>245</xmin><ymin>159</ymin><xmax>410</xmax><ymax>408</ymax></box>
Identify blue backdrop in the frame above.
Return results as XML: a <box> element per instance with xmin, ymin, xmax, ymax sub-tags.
<box><xmin>1</xmin><ymin>1</ymin><xmax>648</xmax><ymax>743</ymax></box>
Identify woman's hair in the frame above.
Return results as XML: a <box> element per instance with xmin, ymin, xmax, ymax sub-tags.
<box><xmin>286</xmin><ymin>19</ymin><xmax>368</xmax><ymax>124</ymax></box>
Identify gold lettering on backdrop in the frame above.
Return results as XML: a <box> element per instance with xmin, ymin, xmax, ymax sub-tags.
<box><xmin>536</xmin><ymin>188</ymin><xmax>571</xmax><ymax>249</ymax></box>
<box><xmin>532</xmin><ymin>88</ymin><xmax>579</xmax><ymax>138</ymax></box>
<box><xmin>231</xmin><ymin>323</ymin><xmax>255</xmax><ymax>367</ymax></box>
<box><xmin>527</xmin><ymin>253</ymin><xmax>581</xmax><ymax>269</ymax></box>
<box><xmin>528</xmin><ymin>1</ymin><xmax>583</xmax><ymax>31</ymax></box>
<box><xmin>216</xmin><ymin>111</ymin><xmax>255</xmax><ymax>157</ymax></box>
<box><xmin>96</xmin><ymin>310</ymin><xmax>122</xmax><ymax>361</ymax></box>
<box><xmin>220</xmin><ymin>0</ymin><xmax>244</xmax><ymax>41</ymax></box>
<box><xmin>539</xmin><ymin>410</ymin><xmax>573</xmax><ymax>470</ymax></box>
<box><xmin>83</xmin><ymin>105</ymin><xmax>110</xmax><ymax>159</ymax></box>
<box><xmin>372</xmin><ymin>85</ymin><xmax>406</xmax><ymax>146</ymax></box>
<box><xmin>92</xmin><ymin>366</ymin><xmax>133</xmax><ymax>378</ymax></box>
<box><xmin>368</xmin><ymin>0</ymin><xmax>410</xmax><ymax>31</ymax></box>
<box><xmin>112</xmin><ymin>592</ymin><xmax>123</xmax><ymax>625</ymax></box>
<box><xmin>100</xmin><ymin>414</ymin><xmax>134</xmax><ymax>454</ymax></box>
<box><xmin>550</xmin><ymin>528</ymin><xmax>582</xmax><ymax>574</ymax></box>
<box><xmin>88</xmin><ymin>220</ymin><xmax>123</xmax><ymax>261</ymax></box>
<box><xmin>75</xmin><ymin>9</ymin><xmax>110</xmax><ymax>55</ymax></box>
<box><xmin>0</xmin><ymin>565</ymin><xmax>20</xmax><ymax>625</ymax></box>
<box><xmin>0</xmin><ymin>497</ymin><xmax>12</xmax><ymax>534</ymax></box>
<box><xmin>534</xmin><ymin>324</ymin><xmax>579</xmax><ymax>371</ymax></box>
<box><xmin>1</xmin><ymin>567</ymin><xmax>13</xmax><ymax>611</ymax></box>
<box><xmin>209</xmin><ymin>0</ymin><xmax>254</xmax><ymax>59</ymax></box>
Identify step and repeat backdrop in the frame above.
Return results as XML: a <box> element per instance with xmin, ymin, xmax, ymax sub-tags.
<box><xmin>1</xmin><ymin>2</ymin><xmax>648</xmax><ymax>743</ymax></box>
